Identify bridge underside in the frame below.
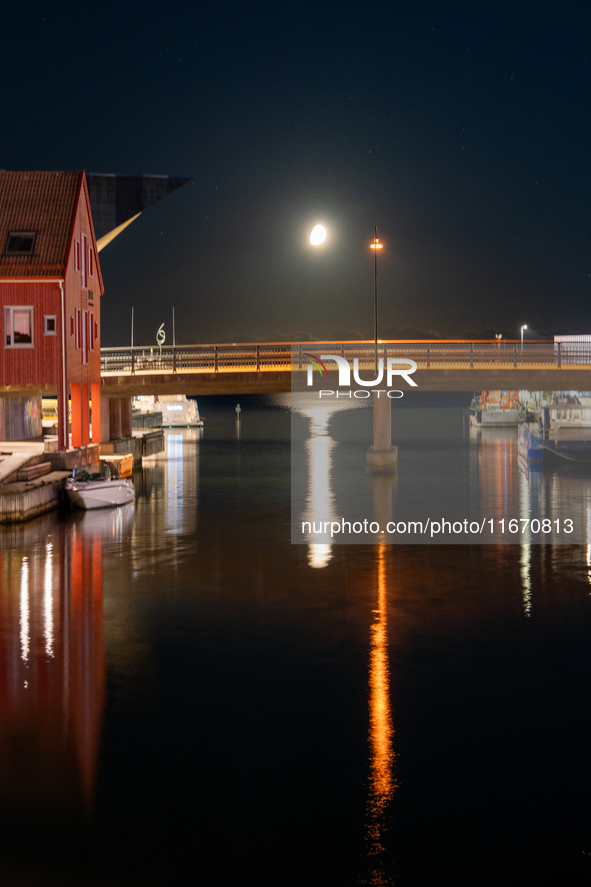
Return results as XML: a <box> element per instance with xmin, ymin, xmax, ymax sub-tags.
<box><xmin>99</xmin><ymin>367</ymin><xmax>591</xmax><ymax>396</ymax></box>
<box><xmin>100</xmin><ymin>371</ymin><xmax>292</xmax><ymax>397</ymax></box>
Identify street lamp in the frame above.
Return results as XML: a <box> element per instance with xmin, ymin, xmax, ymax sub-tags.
<box><xmin>370</xmin><ymin>227</ymin><xmax>383</xmax><ymax>371</ymax></box>
<box><xmin>520</xmin><ymin>324</ymin><xmax>528</xmax><ymax>351</ymax></box>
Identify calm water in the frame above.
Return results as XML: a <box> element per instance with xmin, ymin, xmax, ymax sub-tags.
<box><xmin>292</xmin><ymin>393</ymin><xmax>591</xmax><ymax>544</ymax></box>
<box><xmin>1</xmin><ymin>395</ymin><xmax>591</xmax><ymax>886</ymax></box>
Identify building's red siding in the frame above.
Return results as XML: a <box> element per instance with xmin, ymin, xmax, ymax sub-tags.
<box><xmin>0</xmin><ymin>281</ymin><xmax>62</xmax><ymax>385</ymax></box>
<box><xmin>0</xmin><ymin>171</ymin><xmax>104</xmax><ymax>446</ymax></box>
<box><xmin>63</xmin><ymin>179</ymin><xmax>101</xmax><ymax>389</ymax></box>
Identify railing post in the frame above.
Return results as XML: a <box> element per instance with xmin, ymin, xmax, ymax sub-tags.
<box><xmin>427</xmin><ymin>343</ymin><xmax>430</xmax><ymax>368</ymax></box>
<box><xmin>470</xmin><ymin>343</ymin><xmax>474</xmax><ymax>368</ymax></box>
<box><xmin>173</xmin><ymin>347</ymin><xmax>176</xmax><ymax>373</ymax></box>
<box><xmin>131</xmin><ymin>348</ymin><xmax>135</xmax><ymax>375</ymax></box>
<box><xmin>214</xmin><ymin>346</ymin><xmax>218</xmax><ymax>372</ymax></box>
<box><xmin>341</xmin><ymin>343</ymin><xmax>345</xmax><ymax>358</ymax></box>
<box><xmin>383</xmin><ymin>342</ymin><xmax>387</xmax><ymax>365</ymax></box>
<box><xmin>513</xmin><ymin>343</ymin><xmax>517</xmax><ymax>368</ymax></box>
<box><xmin>557</xmin><ymin>342</ymin><xmax>561</xmax><ymax>368</ymax></box>
<box><xmin>256</xmin><ymin>345</ymin><xmax>260</xmax><ymax>371</ymax></box>
<box><xmin>298</xmin><ymin>345</ymin><xmax>302</xmax><ymax>369</ymax></box>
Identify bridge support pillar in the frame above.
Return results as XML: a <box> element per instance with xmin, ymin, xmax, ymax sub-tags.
<box><xmin>99</xmin><ymin>396</ymin><xmax>110</xmax><ymax>443</ymax></box>
<box><xmin>120</xmin><ymin>397</ymin><xmax>132</xmax><ymax>438</ymax></box>
<box><xmin>108</xmin><ymin>398</ymin><xmax>122</xmax><ymax>441</ymax></box>
<box><xmin>103</xmin><ymin>396</ymin><xmax>132</xmax><ymax>442</ymax></box>
<box><xmin>367</xmin><ymin>392</ymin><xmax>397</xmax><ymax>473</ymax></box>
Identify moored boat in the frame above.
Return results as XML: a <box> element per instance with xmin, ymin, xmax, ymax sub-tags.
<box><xmin>160</xmin><ymin>395</ymin><xmax>203</xmax><ymax>427</ymax></box>
<box><xmin>468</xmin><ymin>390</ymin><xmax>530</xmax><ymax>427</ymax></box>
<box><xmin>132</xmin><ymin>394</ymin><xmax>203</xmax><ymax>427</ymax></box>
<box><xmin>65</xmin><ymin>465</ymin><xmax>135</xmax><ymax>510</ymax></box>
<box><xmin>518</xmin><ymin>397</ymin><xmax>591</xmax><ymax>463</ymax></box>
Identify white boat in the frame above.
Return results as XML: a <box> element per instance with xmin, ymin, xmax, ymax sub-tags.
<box><xmin>160</xmin><ymin>395</ymin><xmax>203</xmax><ymax>427</ymax></box>
<box><xmin>65</xmin><ymin>465</ymin><xmax>135</xmax><ymax>510</ymax></box>
<box><xmin>132</xmin><ymin>394</ymin><xmax>203</xmax><ymax>427</ymax></box>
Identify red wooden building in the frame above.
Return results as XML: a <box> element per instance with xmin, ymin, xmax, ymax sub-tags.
<box><xmin>0</xmin><ymin>170</ymin><xmax>103</xmax><ymax>449</ymax></box>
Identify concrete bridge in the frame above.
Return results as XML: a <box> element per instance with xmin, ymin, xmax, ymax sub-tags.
<box><xmin>99</xmin><ymin>340</ymin><xmax>591</xmax><ymax>395</ymax></box>
<box><xmin>1</xmin><ymin>339</ymin><xmax>590</xmax><ymax>474</ymax></box>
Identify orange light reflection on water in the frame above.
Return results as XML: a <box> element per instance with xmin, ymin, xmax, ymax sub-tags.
<box><xmin>362</xmin><ymin>544</ymin><xmax>396</xmax><ymax>885</ymax></box>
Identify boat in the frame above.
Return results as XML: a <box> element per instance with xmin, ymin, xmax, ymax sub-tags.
<box><xmin>132</xmin><ymin>395</ymin><xmax>203</xmax><ymax>428</ymax></box>
<box><xmin>468</xmin><ymin>390</ymin><xmax>530</xmax><ymax>427</ymax></box>
<box><xmin>518</xmin><ymin>396</ymin><xmax>591</xmax><ymax>463</ymax></box>
<box><xmin>65</xmin><ymin>464</ymin><xmax>135</xmax><ymax>510</ymax></box>
<box><xmin>160</xmin><ymin>395</ymin><xmax>203</xmax><ymax>427</ymax></box>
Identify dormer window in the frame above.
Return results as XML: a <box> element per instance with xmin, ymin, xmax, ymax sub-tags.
<box><xmin>5</xmin><ymin>232</ymin><xmax>36</xmax><ymax>254</ymax></box>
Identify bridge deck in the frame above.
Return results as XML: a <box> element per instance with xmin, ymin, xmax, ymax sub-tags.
<box><xmin>2</xmin><ymin>342</ymin><xmax>590</xmax><ymax>397</ymax></box>
<box><xmin>97</xmin><ymin>341</ymin><xmax>591</xmax><ymax>395</ymax></box>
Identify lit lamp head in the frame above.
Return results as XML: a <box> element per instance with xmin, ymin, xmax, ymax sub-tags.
<box><xmin>370</xmin><ymin>237</ymin><xmax>383</xmax><ymax>250</ymax></box>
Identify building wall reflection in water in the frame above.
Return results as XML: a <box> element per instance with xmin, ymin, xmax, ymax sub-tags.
<box><xmin>0</xmin><ymin>508</ymin><xmax>128</xmax><ymax>817</ymax></box>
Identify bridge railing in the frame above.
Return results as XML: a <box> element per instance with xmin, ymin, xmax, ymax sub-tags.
<box><xmin>100</xmin><ymin>341</ymin><xmax>591</xmax><ymax>374</ymax></box>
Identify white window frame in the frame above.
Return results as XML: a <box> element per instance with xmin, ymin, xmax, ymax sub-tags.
<box><xmin>44</xmin><ymin>315</ymin><xmax>57</xmax><ymax>336</ymax></box>
<box><xmin>81</xmin><ymin>235</ymin><xmax>87</xmax><ymax>288</ymax></box>
<box><xmin>74</xmin><ymin>240</ymin><xmax>80</xmax><ymax>272</ymax></box>
<box><xmin>5</xmin><ymin>306</ymin><xmax>34</xmax><ymax>348</ymax></box>
<box><xmin>82</xmin><ymin>309</ymin><xmax>88</xmax><ymax>364</ymax></box>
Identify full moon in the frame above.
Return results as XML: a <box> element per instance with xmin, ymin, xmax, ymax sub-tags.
<box><xmin>310</xmin><ymin>224</ymin><xmax>327</xmax><ymax>245</ymax></box>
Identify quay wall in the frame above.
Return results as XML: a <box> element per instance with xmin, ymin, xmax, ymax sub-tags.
<box><xmin>100</xmin><ymin>429</ymin><xmax>164</xmax><ymax>465</ymax></box>
<box><xmin>0</xmin><ymin>472</ymin><xmax>70</xmax><ymax>523</ymax></box>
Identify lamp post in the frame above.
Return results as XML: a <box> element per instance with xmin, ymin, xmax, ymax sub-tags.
<box><xmin>370</xmin><ymin>227</ymin><xmax>383</xmax><ymax>372</ymax></box>
<box><xmin>520</xmin><ymin>324</ymin><xmax>527</xmax><ymax>351</ymax></box>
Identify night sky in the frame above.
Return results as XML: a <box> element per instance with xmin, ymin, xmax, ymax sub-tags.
<box><xmin>2</xmin><ymin>2</ymin><xmax>590</xmax><ymax>345</ymax></box>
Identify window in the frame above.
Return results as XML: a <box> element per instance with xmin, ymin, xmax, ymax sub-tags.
<box><xmin>44</xmin><ymin>315</ymin><xmax>57</xmax><ymax>335</ymax></box>
<box><xmin>5</xmin><ymin>306</ymin><xmax>33</xmax><ymax>346</ymax></box>
<box><xmin>75</xmin><ymin>309</ymin><xmax>80</xmax><ymax>349</ymax></box>
<box><xmin>88</xmin><ymin>247</ymin><xmax>93</xmax><ymax>276</ymax></box>
<box><xmin>89</xmin><ymin>312</ymin><xmax>94</xmax><ymax>351</ymax></box>
<box><xmin>81</xmin><ymin>235</ymin><xmax>87</xmax><ymax>287</ymax></box>
<box><xmin>74</xmin><ymin>240</ymin><xmax>80</xmax><ymax>271</ymax></box>
<box><xmin>5</xmin><ymin>232</ymin><xmax>36</xmax><ymax>254</ymax></box>
<box><xmin>82</xmin><ymin>309</ymin><xmax>88</xmax><ymax>364</ymax></box>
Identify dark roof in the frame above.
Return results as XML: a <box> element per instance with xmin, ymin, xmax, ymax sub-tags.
<box><xmin>0</xmin><ymin>171</ymin><xmax>82</xmax><ymax>278</ymax></box>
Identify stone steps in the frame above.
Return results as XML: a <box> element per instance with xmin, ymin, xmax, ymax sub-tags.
<box><xmin>16</xmin><ymin>461</ymin><xmax>52</xmax><ymax>481</ymax></box>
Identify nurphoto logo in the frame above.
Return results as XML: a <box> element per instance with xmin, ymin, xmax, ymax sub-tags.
<box><xmin>303</xmin><ymin>353</ymin><xmax>418</xmax><ymax>399</ymax></box>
